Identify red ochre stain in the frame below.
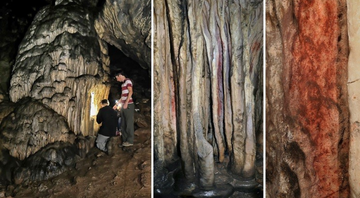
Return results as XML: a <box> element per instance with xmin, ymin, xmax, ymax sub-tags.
<box><xmin>287</xmin><ymin>1</ymin><xmax>341</xmax><ymax>196</ymax></box>
<box><xmin>251</xmin><ymin>41</ymin><xmax>261</xmax><ymax>53</ymax></box>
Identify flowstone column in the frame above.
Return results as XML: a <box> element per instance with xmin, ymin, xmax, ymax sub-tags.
<box><xmin>154</xmin><ymin>0</ymin><xmax>263</xmax><ymax>196</ymax></box>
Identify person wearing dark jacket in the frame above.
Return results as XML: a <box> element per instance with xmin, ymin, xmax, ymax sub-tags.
<box><xmin>96</xmin><ymin>99</ymin><xmax>118</xmax><ymax>153</ymax></box>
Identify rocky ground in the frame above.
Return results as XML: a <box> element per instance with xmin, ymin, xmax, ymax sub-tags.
<box><xmin>0</xmin><ymin>128</ymin><xmax>152</xmax><ymax>198</ymax></box>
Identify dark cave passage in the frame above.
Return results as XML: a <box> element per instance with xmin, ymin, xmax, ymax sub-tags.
<box><xmin>107</xmin><ymin>44</ymin><xmax>151</xmax><ymax>108</ymax></box>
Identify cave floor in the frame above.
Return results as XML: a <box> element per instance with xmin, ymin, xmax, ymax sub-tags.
<box><xmin>3</xmin><ymin>128</ymin><xmax>151</xmax><ymax>198</ymax></box>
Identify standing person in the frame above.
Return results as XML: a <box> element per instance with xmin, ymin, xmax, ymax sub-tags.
<box><xmin>96</xmin><ymin>99</ymin><xmax>118</xmax><ymax>153</ymax></box>
<box><xmin>113</xmin><ymin>70</ymin><xmax>134</xmax><ymax>147</ymax></box>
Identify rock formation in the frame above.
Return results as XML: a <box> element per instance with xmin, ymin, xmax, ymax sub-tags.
<box><xmin>9</xmin><ymin>0</ymin><xmax>111</xmax><ymax>136</ymax></box>
<box><xmin>266</xmin><ymin>0</ymin><xmax>349</xmax><ymax>197</ymax></box>
<box><xmin>95</xmin><ymin>0</ymin><xmax>151</xmax><ymax>70</ymax></box>
<box><xmin>348</xmin><ymin>1</ymin><xmax>360</xmax><ymax>197</ymax></box>
<box><xmin>0</xmin><ymin>0</ymin><xmax>151</xmax><ymax>187</ymax></box>
<box><xmin>0</xmin><ymin>100</ymin><xmax>75</xmax><ymax>160</ymax></box>
<box><xmin>154</xmin><ymin>0</ymin><xmax>263</xmax><ymax>196</ymax></box>
<box><xmin>0</xmin><ymin>0</ymin><xmax>50</xmax><ymax>102</ymax></box>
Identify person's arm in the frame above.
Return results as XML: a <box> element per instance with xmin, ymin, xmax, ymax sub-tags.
<box><xmin>96</xmin><ymin>108</ymin><xmax>103</xmax><ymax>124</ymax></box>
<box><xmin>113</xmin><ymin>100</ymin><xmax>120</xmax><ymax>110</ymax></box>
<box><xmin>123</xmin><ymin>85</ymin><xmax>133</xmax><ymax>109</ymax></box>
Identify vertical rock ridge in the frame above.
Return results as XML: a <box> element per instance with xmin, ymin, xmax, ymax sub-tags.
<box><xmin>266</xmin><ymin>0</ymin><xmax>349</xmax><ymax>197</ymax></box>
<box><xmin>9</xmin><ymin>1</ymin><xmax>110</xmax><ymax>136</ymax></box>
<box><xmin>154</xmin><ymin>0</ymin><xmax>263</xmax><ymax>193</ymax></box>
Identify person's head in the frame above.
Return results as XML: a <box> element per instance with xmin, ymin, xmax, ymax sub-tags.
<box><xmin>101</xmin><ymin>99</ymin><xmax>109</xmax><ymax>107</ymax></box>
<box><xmin>114</xmin><ymin>70</ymin><xmax>126</xmax><ymax>82</ymax></box>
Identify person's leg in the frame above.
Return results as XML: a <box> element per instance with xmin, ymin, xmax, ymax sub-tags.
<box><xmin>124</xmin><ymin>103</ymin><xmax>134</xmax><ymax>144</ymax></box>
<box><xmin>117</xmin><ymin>117</ymin><xmax>122</xmax><ymax>135</ymax></box>
<box><xmin>120</xmin><ymin>109</ymin><xmax>128</xmax><ymax>142</ymax></box>
<box><xmin>96</xmin><ymin>134</ymin><xmax>110</xmax><ymax>152</ymax></box>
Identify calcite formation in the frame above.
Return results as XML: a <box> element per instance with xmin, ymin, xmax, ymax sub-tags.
<box><xmin>154</xmin><ymin>0</ymin><xmax>263</xmax><ymax>195</ymax></box>
<box><xmin>0</xmin><ymin>0</ymin><xmax>151</xmax><ymax>185</ymax></box>
<box><xmin>95</xmin><ymin>0</ymin><xmax>151</xmax><ymax>69</ymax></box>
<box><xmin>9</xmin><ymin>0</ymin><xmax>111</xmax><ymax>136</ymax></box>
<box><xmin>0</xmin><ymin>100</ymin><xmax>75</xmax><ymax>160</ymax></box>
<box><xmin>266</xmin><ymin>0</ymin><xmax>349</xmax><ymax>197</ymax></box>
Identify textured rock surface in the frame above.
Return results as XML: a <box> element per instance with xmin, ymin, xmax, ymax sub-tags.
<box><xmin>348</xmin><ymin>1</ymin><xmax>360</xmax><ymax>197</ymax></box>
<box><xmin>0</xmin><ymin>0</ymin><xmax>50</xmax><ymax>101</ymax></box>
<box><xmin>14</xmin><ymin>141</ymin><xmax>78</xmax><ymax>184</ymax></box>
<box><xmin>154</xmin><ymin>0</ymin><xmax>263</xmax><ymax>196</ymax></box>
<box><xmin>266</xmin><ymin>0</ymin><xmax>349</xmax><ymax>197</ymax></box>
<box><xmin>95</xmin><ymin>0</ymin><xmax>151</xmax><ymax>69</ymax></box>
<box><xmin>0</xmin><ymin>0</ymin><xmax>47</xmax><ymax>99</ymax></box>
<box><xmin>0</xmin><ymin>100</ymin><xmax>75</xmax><ymax>160</ymax></box>
<box><xmin>9</xmin><ymin>0</ymin><xmax>111</xmax><ymax>136</ymax></box>
<box><xmin>0</xmin><ymin>0</ymin><xmax>151</xmax><ymax>191</ymax></box>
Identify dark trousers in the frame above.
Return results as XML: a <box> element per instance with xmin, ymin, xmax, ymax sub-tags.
<box><xmin>121</xmin><ymin>103</ymin><xmax>134</xmax><ymax>143</ymax></box>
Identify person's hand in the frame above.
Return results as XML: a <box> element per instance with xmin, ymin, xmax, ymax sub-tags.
<box><xmin>123</xmin><ymin>103</ymin><xmax>128</xmax><ymax>109</ymax></box>
<box><xmin>113</xmin><ymin>105</ymin><xmax>117</xmax><ymax>110</ymax></box>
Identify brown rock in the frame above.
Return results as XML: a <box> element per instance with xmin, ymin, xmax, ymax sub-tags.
<box><xmin>266</xmin><ymin>0</ymin><xmax>349</xmax><ymax>197</ymax></box>
<box><xmin>154</xmin><ymin>0</ymin><xmax>263</xmax><ymax>194</ymax></box>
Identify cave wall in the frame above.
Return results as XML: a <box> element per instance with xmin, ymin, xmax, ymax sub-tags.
<box><xmin>266</xmin><ymin>0</ymin><xmax>349</xmax><ymax>197</ymax></box>
<box><xmin>348</xmin><ymin>1</ymin><xmax>360</xmax><ymax>197</ymax></box>
<box><xmin>0</xmin><ymin>0</ymin><xmax>151</xmax><ymax>166</ymax></box>
<box><xmin>95</xmin><ymin>0</ymin><xmax>151</xmax><ymax>70</ymax></box>
<box><xmin>154</xmin><ymin>0</ymin><xmax>263</xmax><ymax>192</ymax></box>
<box><xmin>8</xmin><ymin>0</ymin><xmax>110</xmax><ymax>137</ymax></box>
<box><xmin>0</xmin><ymin>0</ymin><xmax>50</xmax><ymax>101</ymax></box>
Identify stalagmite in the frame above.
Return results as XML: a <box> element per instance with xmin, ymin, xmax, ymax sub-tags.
<box><xmin>9</xmin><ymin>0</ymin><xmax>110</xmax><ymax>136</ymax></box>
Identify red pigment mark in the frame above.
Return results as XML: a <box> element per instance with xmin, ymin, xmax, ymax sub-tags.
<box><xmin>217</xmin><ymin>37</ymin><xmax>224</xmax><ymax>118</ymax></box>
<box><xmin>250</xmin><ymin>40</ymin><xmax>261</xmax><ymax>74</ymax></box>
<box><xmin>251</xmin><ymin>41</ymin><xmax>261</xmax><ymax>53</ymax></box>
<box><xmin>287</xmin><ymin>1</ymin><xmax>343</xmax><ymax>197</ymax></box>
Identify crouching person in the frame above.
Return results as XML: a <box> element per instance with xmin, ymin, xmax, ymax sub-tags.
<box><xmin>96</xmin><ymin>99</ymin><xmax>118</xmax><ymax>154</ymax></box>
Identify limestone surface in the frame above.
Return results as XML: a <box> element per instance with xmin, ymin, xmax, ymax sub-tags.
<box><xmin>9</xmin><ymin>0</ymin><xmax>111</xmax><ymax>136</ymax></box>
<box><xmin>0</xmin><ymin>100</ymin><xmax>75</xmax><ymax>160</ymax></box>
<box><xmin>266</xmin><ymin>0</ymin><xmax>349</xmax><ymax>197</ymax></box>
<box><xmin>154</xmin><ymin>0</ymin><xmax>263</xmax><ymax>196</ymax></box>
<box><xmin>95</xmin><ymin>0</ymin><xmax>151</xmax><ymax>69</ymax></box>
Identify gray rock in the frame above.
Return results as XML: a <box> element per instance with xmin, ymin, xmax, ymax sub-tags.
<box><xmin>14</xmin><ymin>141</ymin><xmax>78</xmax><ymax>183</ymax></box>
<box><xmin>0</xmin><ymin>100</ymin><xmax>74</xmax><ymax>160</ymax></box>
<box><xmin>95</xmin><ymin>0</ymin><xmax>151</xmax><ymax>69</ymax></box>
<box><xmin>153</xmin><ymin>0</ymin><xmax>263</xmax><ymax>194</ymax></box>
<box><xmin>9</xmin><ymin>1</ymin><xmax>111</xmax><ymax>136</ymax></box>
